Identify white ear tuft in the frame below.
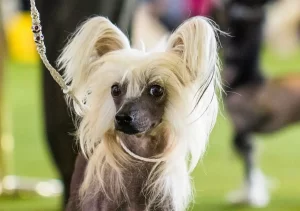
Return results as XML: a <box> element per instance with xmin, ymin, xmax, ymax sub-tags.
<box><xmin>166</xmin><ymin>17</ymin><xmax>222</xmax><ymax>173</ymax></box>
<box><xmin>57</xmin><ymin>17</ymin><xmax>130</xmax><ymax>114</ymax></box>
<box><xmin>167</xmin><ymin>17</ymin><xmax>220</xmax><ymax>84</ymax></box>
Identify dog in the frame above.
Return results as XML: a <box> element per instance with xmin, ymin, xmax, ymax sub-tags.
<box><xmin>225</xmin><ymin>73</ymin><xmax>300</xmax><ymax>207</ymax></box>
<box><xmin>223</xmin><ymin>0</ymin><xmax>300</xmax><ymax>207</ymax></box>
<box><xmin>57</xmin><ymin>16</ymin><xmax>220</xmax><ymax>211</ymax></box>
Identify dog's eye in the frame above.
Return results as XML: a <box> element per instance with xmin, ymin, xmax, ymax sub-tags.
<box><xmin>111</xmin><ymin>84</ymin><xmax>122</xmax><ymax>97</ymax></box>
<box><xmin>149</xmin><ymin>85</ymin><xmax>164</xmax><ymax>97</ymax></box>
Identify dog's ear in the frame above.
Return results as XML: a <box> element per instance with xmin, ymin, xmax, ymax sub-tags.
<box><xmin>166</xmin><ymin>18</ymin><xmax>221</xmax><ymax>172</ymax></box>
<box><xmin>57</xmin><ymin>17</ymin><xmax>130</xmax><ymax>107</ymax></box>
<box><xmin>94</xmin><ymin>20</ymin><xmax>129</xmax><ymax>57</ymax></box>
<box><xmin>167</xmin><ymin>17</ymin><xmax>219</xmax><ymax>84</ymax></box>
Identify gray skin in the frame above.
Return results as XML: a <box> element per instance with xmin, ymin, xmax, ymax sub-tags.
<box><xmin>66</xmin><ymin>83</ymin><xmax>174</xmax><ymax>211</ymax></box>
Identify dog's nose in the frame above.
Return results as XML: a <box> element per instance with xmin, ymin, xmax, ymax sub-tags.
<box><xmin>115</xmin><ymin>114</ymin><xmax>133</xmax><ymax>124</ymax></box>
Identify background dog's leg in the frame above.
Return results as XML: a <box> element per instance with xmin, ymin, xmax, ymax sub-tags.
<box><xmin>227</xmin><ymin>132</ymin><xmax>269</xmax><ymax>207</ymax></box>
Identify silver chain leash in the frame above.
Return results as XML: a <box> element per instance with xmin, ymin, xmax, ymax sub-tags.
<box><xmin>29</xmin><ymin>0</ymin><xmax>84</xmax><ymax>111</ymax></box>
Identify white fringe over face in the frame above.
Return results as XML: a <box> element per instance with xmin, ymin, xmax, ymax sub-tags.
<box><xmin>58</xmin><ymin>16</ymin><xmax>221</xmax><ymax>211</ymax></box>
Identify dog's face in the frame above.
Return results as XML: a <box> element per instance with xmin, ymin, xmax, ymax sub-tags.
<box><xmin>111</xmin><ymin>82</ymin><xmax>166</xmax><ymax>134</ymax></box>
<box><xmin>96</xmin><ymin>50</ymin><xmax>184</xmax><ymax>136</ymax></box>
<box><xmin>96</xmin><ymin>49</ymin><xmax>191</xmax><ymax>136</ymax></box>
<box><xmin>59</xmin><ymin>17</ymin><xmax>219</xmax><ymax>159</ymax></box>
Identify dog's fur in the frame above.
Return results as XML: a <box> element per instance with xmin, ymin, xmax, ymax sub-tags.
<box><xmin>60</xmin><ymin>16</ymin><xmax>220</xmax><ymax>210</ymax></box>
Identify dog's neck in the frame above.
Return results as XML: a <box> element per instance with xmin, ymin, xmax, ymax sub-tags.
<box><xmin>94</xmin><ymin>132</ymin><xmax>173</xmax><ymax>210</ymax></box>
<box><xmin>118</xmin><ymin>132</ymin><xmax>171</xmax><ymax>209</ymax></box>
<box><xmin>117</xmin><ymin>131</ymin><xmax>168</xmax><ymax>159</ymax></box>
<box><xmin>78</xmin><ymin>129</ymin><xmax>189</xmax><ymax>211</ymax></box>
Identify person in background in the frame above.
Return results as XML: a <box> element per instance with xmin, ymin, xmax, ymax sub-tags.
<box><xmin>158</xmin><ymin>0</ymin><xmax>218</xmax><ymax>31</ymax></box>
<box><xmin>132</xmin><ymin>0</ymin><xmax>220</xmax><ymax>50</ymax></box>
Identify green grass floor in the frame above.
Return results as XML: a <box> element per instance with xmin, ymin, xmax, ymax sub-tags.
<box><xmin>0</xmin><ymin>48</ymin><xmax>299</xmax><ymax>211</ymax></box>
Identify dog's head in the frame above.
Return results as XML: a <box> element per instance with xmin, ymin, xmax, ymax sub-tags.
<box><xmin>58</xmin><ymin>16</ymin><xmax>220</xmax><ymax>159</ymax></box>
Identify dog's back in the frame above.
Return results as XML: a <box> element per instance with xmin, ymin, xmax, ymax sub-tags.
<box><xmin>226</xmin><ymin>74</ymin><xmax>300</xmax><ymax>134</ymax></box>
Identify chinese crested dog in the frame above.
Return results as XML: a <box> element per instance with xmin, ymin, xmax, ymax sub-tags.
<box><xmin>59</xmin><ymin>16</ymin><xmax>221</xmax><ymax>211</ymax></box>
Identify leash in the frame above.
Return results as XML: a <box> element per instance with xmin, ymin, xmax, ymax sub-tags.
<box><xmin>29</xmin><ymin>0</ymin><xmax>165</xmax><ymax>163</ymax></box>
<box><xmin>29</xmin><ymin>0</ymin><xmax>84</xmax><ymax>111</ymax></box>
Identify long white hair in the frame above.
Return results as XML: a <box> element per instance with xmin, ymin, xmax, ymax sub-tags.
<box><xmin>58</xmin><ymin>16</ymin><xmax>221</xmax><ymax>211</ymax></box>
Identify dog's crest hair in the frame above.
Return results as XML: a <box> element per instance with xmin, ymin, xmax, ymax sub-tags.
<box><xmin>58</xmin><ymin>16</ymin><xmax>220</xmax><ymax>210</ymax></box>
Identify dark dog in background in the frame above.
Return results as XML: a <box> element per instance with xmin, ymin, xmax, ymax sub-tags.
<box><xmin>35</xmin><ymin>0</ymin><xmax>137</xmax><ymax>207</ymax></box>
<box><xmin>223</xmin><ymin>0</ymin><xmax>300</xmax><ymax>207</ymax></box>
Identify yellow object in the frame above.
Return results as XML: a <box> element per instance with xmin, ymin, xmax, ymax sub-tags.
<box><xmin>5</xmin><ymin>12</ymin><xmax>38</xmax><ymax>63</ymax></box>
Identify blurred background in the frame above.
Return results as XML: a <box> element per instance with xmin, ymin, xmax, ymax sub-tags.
<box><xmin>0</xmin><ymin>0</ymin><xmax>299</xmax><ymax>210</ymax></box>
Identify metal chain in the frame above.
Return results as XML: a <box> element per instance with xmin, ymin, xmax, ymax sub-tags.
<box><xmin>29</xmin><ymin>0</ymin><xmax>84</xmax><ymax>111</ymax></box>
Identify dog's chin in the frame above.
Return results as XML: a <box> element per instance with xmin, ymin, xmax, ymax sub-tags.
<box><xmin>115</xmin><ymin>125</ymin><xmax>145</xmax><ymax>135</ymax></box>
<box><xmin>115</xmin><ymin>120</ymin><xmax>162</xmax><ymax>136</ymax></box>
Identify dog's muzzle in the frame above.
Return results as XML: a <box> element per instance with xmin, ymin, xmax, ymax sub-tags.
<box><xmin>115</xmin><ymin>113</ymin><xmax>140</xmax><ymax>135</ymax></box>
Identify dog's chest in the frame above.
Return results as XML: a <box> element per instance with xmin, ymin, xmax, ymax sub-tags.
<box><xmin>84</xmin><ymin>164</ymin><xmax>171</xmax><ymax>211</ymax></box>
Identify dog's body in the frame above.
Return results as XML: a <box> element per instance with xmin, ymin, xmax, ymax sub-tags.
<box><xmin>223</xmin><ymin>0</ymin><xmax>300</xmax><ymax>207</ymax></box>
<box><xmin>60</xmin><ymin>16</ymin><xmax>220</xmax><ymax>211</ymax></box>
<box><xmin>225</xmin><ymin>70</ymin><xmax>300</xmax><ymax>208</ymax></box>
<box><xmin>227</xmin><ymin>75</ymin><xmax>300</xmax><ymax>134</ymax></box>
<box><xmin>67</xmin><ymin>153</ymin><xmax>167</xmax><ymax>211</ymax></box>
